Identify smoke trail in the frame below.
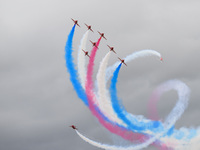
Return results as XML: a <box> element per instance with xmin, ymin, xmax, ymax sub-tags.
<box><xmin>77</xmin><ymin>30</ymin><xmax>89</xmax><ymax>88</ymax></box>
<box><xmin>96</xmin><ymin>51</ymin><xmax>125</xmax><ymax>125</ymax></box>
<box><xmin>75</xmin><ymin>129</ymin><xmax>143</xmax><ymax>150</ymax></box>
<box><xmin>75</xmin><ymin>129</ymin><xmax>172</xmax><ymax>150</ymax></box>
<box><xmin>110</xmin><ymin>63</ymin><xmax>162</xmax><ymax>132</ymax></box>
<box><xmin>86</xmin><ymin>37</ymin><xmax>102</xmax><ymax>90</ymax></box>
<box><xmin>65</xmin><ymin>25</ymin><xmax>88</xmax><ymax>106</ymax></box>
<box><xmin>106</xmin><ymin>50</ymin><xmax>162</xmax><ymax>82</ymax></box>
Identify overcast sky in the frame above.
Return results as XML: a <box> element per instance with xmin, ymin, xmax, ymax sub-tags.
<box><xmin>1</xmin><ymin>0</ymin><xmax>200</xmax><ymax>150</ymax></box>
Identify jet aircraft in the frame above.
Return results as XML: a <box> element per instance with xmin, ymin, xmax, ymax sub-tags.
<box><xmin>70</xmin><ymin>125</ymin><xmax>77</xmax><ymax>130</ymax></box>
<box><xmin>107</xmin><ymin>45</ymin><xmax>116</xmax><ymax>54</ymax></box>
<box><xmin>118</xmin><ymin>57</ymin><xmax>127</xmax><ymax>66</ymax></box>
<box><xmin>90</xmin><ymin>40</ymin><xmax>99</xmax><ymax>48</ymax></box>
<box><xmin>98</xmin><ymin>31</ymin><xmax>107</xmax><ymax>40</ymax></box>
<box><xmin>71</xmin><ymin>18</ymin><xmax>80</xmax><ymax>27</ymax></box>
<box><xmin>82</xmin><ymin>49</ymin><xmax>90</xmax><ymax>58</ymax></box>
<box><xmin>85</xmin><ymin>24</ymin><xmax>94</xmax><ymax>32</ymax></box>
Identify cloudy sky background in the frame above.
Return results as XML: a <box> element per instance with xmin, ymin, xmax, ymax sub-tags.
<box><xmin>1</xmin><ymin>0</ymin><xmax>200</xmax><ymax>150</ymax></box>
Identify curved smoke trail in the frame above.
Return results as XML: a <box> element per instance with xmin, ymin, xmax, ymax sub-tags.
<box><xmin>110</xmin><ymin>62</ymin><xmax>162</xmax><ymax>133</ymax></box>
<box><xmin>65</xmin><ymin>25</ymin><xmax>88</xmax><ymax>106</ymax></box>
<box><xmin>96</xmin><ymin>51</ymin><xmax>125</xmax><ymax>125</ymax></box>
<box><xmin>85</xmin><ymin>37</ymin><xmax>102</xmax><ymax>91</ymax></box>
<box><xmin>77</xmin><ymin>30</ymin><xmax>89</xmax><ymax>88</ymax></box>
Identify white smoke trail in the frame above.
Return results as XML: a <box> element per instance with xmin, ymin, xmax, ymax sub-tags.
<box><xmin>77</xmin><ymin>30</ymin><xmax>89</xmax><ymax>88</ymax></box>
<box><xmin>75</xmin><ymin>126</ymin><xmax>173</xmax><ymax>150</ymax></box>
<box><xmin>105</xmin><ymin>49</ymin><xmax>162</xmax><ymax>82</ymax></box>
<box><xmin>96</xmin><ymin>51</ymin><xmax>125</xmax><ymax>125</ymax></box>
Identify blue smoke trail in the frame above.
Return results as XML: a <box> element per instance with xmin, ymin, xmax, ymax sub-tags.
<box><xmin>109</xmin><ymin>63</ymin><xmax>162</xmax><ymax>132</ymax></box>
<box><xmin>65</xmin><ymin>25</ymin><xmax>88</xmax><ymax>106</ymax></box>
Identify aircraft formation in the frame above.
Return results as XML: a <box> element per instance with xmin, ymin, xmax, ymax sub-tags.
<box><xmin>66</xmin><ymin>19</ymin><xmax>200</xmax><ymax>150</ymax></box>
<box><xmin>71</xmin><ymin>18</ymin><xmax>155</xmax><ymax>66</ymax></box>
<box><xmin>70</xmin><ymin>18</ymin><xmax>164</xmax><ymax>132</ymax></box>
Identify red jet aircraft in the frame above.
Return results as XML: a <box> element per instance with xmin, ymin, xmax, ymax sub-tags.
<box><xmin>82</xmin><ymin>49</ymin><xmax>90</xmax><ymax>58</ymax></box>
<box><xmin>71</xmin><ymin>18</ymin><xmax>80</xmax><ymax>27</ymax></box>
<box><xmin>90</xmin><ymin>40</ymin><xmax>99</xmax><ymax>49</ymax></box>
<box><xmin>98</xmin><ymin>31</ymin><xmax>107</xmax><ymax>40</ymax></box>
<box><xmin>118</xmin><ymin>57</ymin><xmax>127</xmax><ymax>66</ymax></box>
<box><xmin>70</xmin><ymin>125</ymin><xmax>77</xmax><ymax>130</ymax></box>
<box><xmin>107</xmin><ymin>45</ymin><xmax>116</xmax><ymax>54</ymax></box>
<box><xmin>85</xmin><ymin>24</ymin><xmax>94</xmax><ymax>32</ymax></box>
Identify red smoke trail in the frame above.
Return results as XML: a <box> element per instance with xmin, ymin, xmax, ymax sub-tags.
<box><xmin>86</xmin><ymin>37</ymin><xmax>102</xmax><ymax>90</ymax></box>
